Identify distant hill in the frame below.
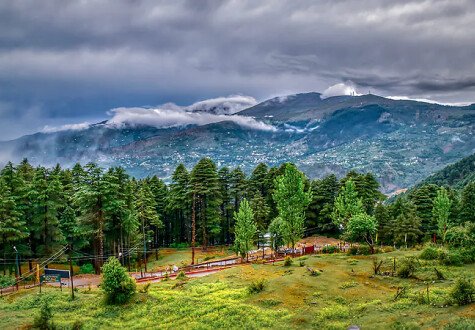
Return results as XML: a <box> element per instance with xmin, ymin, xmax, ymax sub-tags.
<box><xmin>418</xmin><ymin>152</ymin><xmax>475</xmax><ymax>189</ymax></box>
<box><xmin>1</xmin><ymin>92</ymin><xmax>475</xmax><ymax>193</ymax></box>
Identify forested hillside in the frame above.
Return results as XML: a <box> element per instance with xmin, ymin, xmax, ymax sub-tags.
<box><xmin>3</xmin><ymin>93</ymin><xmax>475</xmax><ymax>194</ymax></box>
<box><xmin>1</xmin><ymin>158</ymin><xmax>474</xmax><ymax>274</ymax></box>
<box><xmin>418</xmin><ymin>152</ymin><xmax>475</xmax><ymax>189</ymax></box>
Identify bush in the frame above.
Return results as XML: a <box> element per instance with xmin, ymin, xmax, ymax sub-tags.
<box><xmin>322</xmin><ymin>245</ymin><xmax>339</xmax><ymax>254</ymax></box>
<box><xmin>346</xmin><ymin>245</ymin><xmax>372</xmax><ymax>255</ymax></box>
<box><xmin>101</xmin><ymin>257</ymin><xmax>136</xmax><ymax>304</ymax></box>
<box><xmin>397</xmin><ymin>257</ymin><xmax>418</xmax><ymax>278</ymax></box>
<box><xmin>0</xmin><ymin>275</ymin><xmax>15</xmax><ymax>288</ymax></box>
<box><xmin>450</xmin><ymin>278</ymin><xmax>475</xmax><ymax>306</ymax></box>
<box><xmin>438</xmin><ymin>250</ymin><xmax>464</xmax><ymax>266</ymax></box>
<box><xmin>138</xmin><ymin>283</ymin><xmax>151</xmax><ymax>293</ymax></box>
<box><xmin>283</xmin><ymin>256</ymin><xmax>293</xmax><ymax>266</ymax></box>
<box><xmin>347</xmin><ymin>246</ymin><xmax>358</xmax><ymax>255</ymax></box>
<box><xmin>459</xmin><ymin>246</ymin><xmax>475</xmax><ymax>264</ymax></box>
<box><xmin>169</xmin><ymin>242</ymin><xmax>189</xmax><ymax>249</ymax></box>
<box><xmin>419</xmin><ymin>244</ymin><xmax>439</xmax><ymax>260</ymax></box>
<box><xmin>33</xmin><ymin>298</ymin><xmax>55</xmax><ymax>330</ymax></box>
<box><xmin>176</xmin><ymin>271</ymin><xmax>187</xmax><ymax>280</ymax></box>
<box><xmin>357</xmin><ymin>245</ymin><xmax>371</xmax><ymax>255</ymax></box>
<box><xmin>299</xmin><ymin>260</ymin><xmax>305</xmax><ymax>267</ymax></box>
<box><xmin>78</xmin><ymin>263</ymin><xmax>95</xmax><ymax>274</ymax></box>
<box><xmin>248</xmin><ymin>279</ymin><xmax>266</xmax><ymax>294</ymax></box>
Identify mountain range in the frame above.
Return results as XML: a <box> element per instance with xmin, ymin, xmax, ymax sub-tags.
<box><xmin>1</xmin><ymin>92</ymin><xmax>474</xmax><ymax>193</ymax></box>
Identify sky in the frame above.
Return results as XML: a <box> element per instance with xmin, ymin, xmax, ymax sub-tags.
<box><xmin>1</xmin><ymin>0</ymin><xmax>475</xmax><ymax>140</ymax></box>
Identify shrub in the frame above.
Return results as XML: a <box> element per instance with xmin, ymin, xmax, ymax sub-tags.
<box><xmin>248</xmin><ymin>279</ymin><xmax>266</xmax><ymax>294</ymax></box>
<box><xmin>459</xmin><ymin>246</ymin><xmax>475</xmax><ymax>264</ymax></box>
<box><xmin>397</xmin><ymin>257</ymin><xmax>418</xmax><ymax>278</ymax></box>
<box><xmin>357</xmin><ymin>245</ymin><xmax>371</xmax><ymax>255</ymax></box>
<box><xmin>138</xmin><ymin>283</ymin><xmax>151</xmax><ymax>293</ymax></box>
<box><xmin>0</xmin><ymin>275</ymin><xmax>15</xmax><ymax>288</ymax></box>
<box><xmin>169</xmin><ymin>242</ymin><xmax>189</xmax><ymax>249</ymax></box>
<box><xmin>283</xmin><ymin>256</ymin><xmax>293</xmax><ymax>266</ymax></box>
<box><xmin>438</xmin><ymin>250</ymin><xmax>464</xmax><ymax>266</ymax></box>
<box><xmin>322</xmin><ymin>245</ymin><xmax>338</xmax><ymax>254</ymax></box>
<box><xmin>101</xmin><ymin>257</ymin><xmax>136</xmax><ymax>304</ymax></box>
<box><xmin>33</xmin><ymin>298</ymin><xmax>55</xmax><ymax>330</ymax></box>
<box><xmin>450</xmin><ymin>278</ymin><xmax>475</xmax><ymax>306</ymax></box>
<box><xmin>347</xmin><ymin>246</ymin><xmax>358</xmax><ymax>255</ymax></box>
<box><xmin>299</xmin><ymin>260</ymin><xmax>305</xmax><ymax>267</ymax></box>
<box><xmin>79</xmin><ymin>263</ymin><xmax>95</xmax><ymax>274</ymax></box>
<box><xmin>382</xmin><ymin>246</ymin><xmax>395</xmax><ymax>253</ymax></box>
<box><xmin>419</xmin><ymin>244</ymin><xmax>439</xmax><ymax>260</ymax></box>
<box><xmin>176</xmin><ymin>271</ymin><xmax>187</xmax><ymax>280</ymax></box>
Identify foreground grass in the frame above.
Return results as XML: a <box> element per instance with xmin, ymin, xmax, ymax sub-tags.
<box><xmin>1</xmin><ymin>250</ymin><xmax>474</xmax><ymax>329</ymax></box>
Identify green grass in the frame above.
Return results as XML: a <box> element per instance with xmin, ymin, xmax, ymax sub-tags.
<box><xmin>0</xmin><ymin>250</ymin><xmax>474</xmax><ymax>329</ymax></box>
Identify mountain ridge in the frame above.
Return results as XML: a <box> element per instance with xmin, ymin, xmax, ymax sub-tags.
<box><xmin>1</xmin><ymin>92</ymin><xmax>475</xmax><ymax>193</ymax></box>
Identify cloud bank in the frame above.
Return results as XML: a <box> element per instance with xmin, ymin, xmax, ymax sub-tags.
<box><xmin>41</xmin><ymin>95</ymin><xmax>274</xmax><ymax>133</ymax></box>
<box><xmin>185</xmin><ymin>95</ymin><xmax>257</xmax><ymax>114</ymax></box>
<box><xmin>106</xmin><ymin>95</ymin><xmax>274</xmax><ymax>131</ymax></box>
<box><xmin>42</xmin><ymin>122</ymin><xmax>91</xmax><ymax>133</ymax></box>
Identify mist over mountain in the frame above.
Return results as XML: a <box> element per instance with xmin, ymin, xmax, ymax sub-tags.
<box><xmin>1</xmin><ymin>92</ymin><xmax>474</xmax><ymax>193</ymax></box>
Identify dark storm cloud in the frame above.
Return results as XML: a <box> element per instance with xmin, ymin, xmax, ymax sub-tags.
<box><xmin>0</xmin><ymin>0</ymin><xmax>475</xmax><ymax>139</ymax></box>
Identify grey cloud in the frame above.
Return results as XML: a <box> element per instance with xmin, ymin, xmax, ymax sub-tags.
<box><xmin>0</xmin><ymin>0</ymin><xmax>475</xmax><ymax>139</ymax></box>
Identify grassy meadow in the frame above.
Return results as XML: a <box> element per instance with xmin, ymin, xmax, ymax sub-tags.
<box><xmin>1</xmin><ymin>250</ymin><xmax>474</xmax><ymax>330</ymax></box>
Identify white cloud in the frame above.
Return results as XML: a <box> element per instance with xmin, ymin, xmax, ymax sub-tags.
<box><xmin>42</xmin><ymin>122</ymin><xmax>91</xmax><ymax>133</ymax></box>
<box><xmin>186</xmin><ymin>95</ymin><xmax>257</xmax><ymax>114</ymax></box>
<box><xmin>321</xmin><ymin>82</ymin><xmax>361</xmax><ymax>99</ymax></box>
<box><xmin>106</xmin><ymin>96</ymin><xmax>276</xmax><ymax>132</ymax></box>
<box><xmin>386</xmin><ymin>96</ymin><xmax>471</xmax><ymax>107</ymax></box>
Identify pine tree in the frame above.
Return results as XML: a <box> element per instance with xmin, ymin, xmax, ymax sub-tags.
<box><xmin>233</xmin><ymin>199</ymin><xmax>256</xmax><ymax>261</ymax></box>
<box><xmin>248</xmin><ymin>163</ymin><xmax>268</xmax><ymax>197</ymax></box>
<box><xmin>167</xmin><ymin>164</ymin><xmax>190</xmax><ymax>243</ymax></box>
<box><xmin>0</xmin><ymin>177</ymin><xmax>28</xmax><ymax>268</ymax></box>
<box><xmin>273</xmin><ymin>164</ymin><xmax>311</xmax><ymax>250</ymax></box>
<box><xmin>433</xmin><ymin>187</ymin><xmax>452</xmax><ymax>243</ymax></box>
<box><xmin>29</xmin><ymin>166</ymin><xmax>64</xmax><ymax>255</ymax></box>
<box><xmin>135</xmin><ymin>183</ymin><xmax>161</xmax><ymax>270</ymax></box>
<box><xmin>249</xmin><ymin>192</ymin><xmax>270</xmax><ymax>233</ymax></box>
<box><xmin>307</xmin><ymin>174</ymin><xmax>339</xmax><ymax>234</ymax></box>
<box><xmin>460</xmin><ymin>181</ymin><xmax>475</xmax><ymax>223</ymax></box>
<box><xmin>218</xmin><ymin>167</ymin><xmax>233</xmax><ymax>244</ymax></box>
<box><xmin>190</xmin><ymin>158</ymin><xmax>221</xmax><ymax>249</ymax></box>
<box><xmin>409</xmin><ymin>184</ymin><xmax>439</xmax><ymax>240</ymax></box>
<box><xmin>391</xmin><ymin>200</ymin><xmax>422</xmax><ymax>247</ymax></box>
<box><xmin>341</xmin><ymin>171</ymin><xmax>384</xmax><ymax>214</ymax></box>
<box><xmin>148</xmin><ymin>176</ymin><xmax>168</xmax><ymax>246</ymax></box>
<box><xmin>374</xmin><ymin>203</ymin><xmax>391</xmax><ymax>244</ymax></box>
<box><xmin>229</xmin><ymin>167</ymin><xmax>247</xmax><ymax>213</ymax></box>
<box><xmin>74</xmin><ymin>163</ymin><xmax>107</xmax><ymax>272</ymax></box>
